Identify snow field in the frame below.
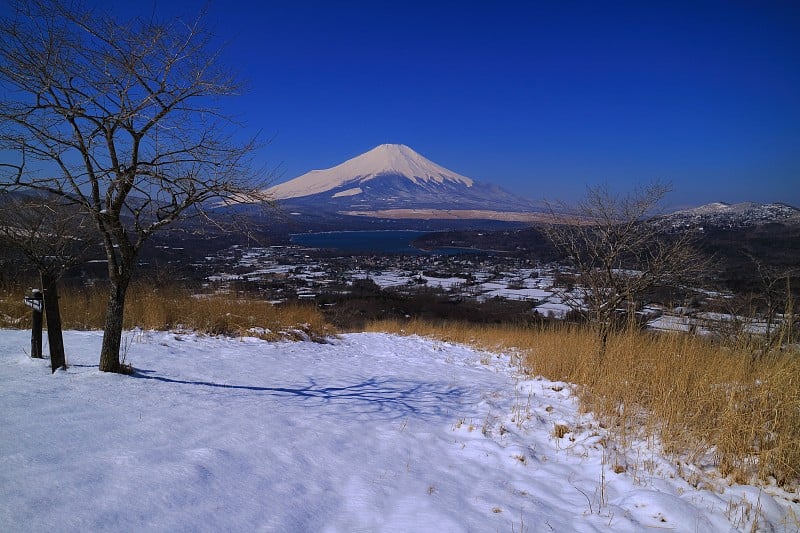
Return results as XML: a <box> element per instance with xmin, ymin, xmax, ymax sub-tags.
<box><xmin>1</xmin><ymin>329</ymin><xmax>797</xmax><ymax>532</ymax></box>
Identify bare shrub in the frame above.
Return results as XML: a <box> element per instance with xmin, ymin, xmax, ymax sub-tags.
<box><xmin>541</xmin><ymin>182</ymin><xmax>707</xmax><ymax>360</ymax></box>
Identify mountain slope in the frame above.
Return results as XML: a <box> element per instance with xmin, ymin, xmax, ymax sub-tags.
<box><xmin>659</xmin><ymin>202</ymin><xmax>800</xmax><ymax>228</ymax></box>
<box><xmin>267</xmin><ymin>144</ymin><xmax>537</xmax><ymax>216</ymax></box>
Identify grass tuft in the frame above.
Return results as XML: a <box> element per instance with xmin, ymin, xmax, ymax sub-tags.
<box><xmin>553</xmin><ymin>424</ymin><xmax>570</xmax><ymax>439</ymax></box>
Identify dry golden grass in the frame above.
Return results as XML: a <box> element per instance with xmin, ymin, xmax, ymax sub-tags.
<box><xmin>119</xmin><ymin>285</ymin><xmax>333</xmax><ymax>341</ymax></box>
<box><xmin>0</xmin><ymin>284</ymin><xmax>334</xmax><ymax>342</ymax></box>
<box><xmin>366</xmin><ymin>318</ymin><xmax>800</xmax><ymax>489</ymax></box>
<box><xmin>0</xmin><ymin>287</ymin><xmax>30</xmax><ymax>328</ymax></box>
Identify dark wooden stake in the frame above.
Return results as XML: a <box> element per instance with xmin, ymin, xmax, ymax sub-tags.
<box><xmin>29</xmin><ymin>289</ymin><xmax>43</xmax><ymax>359</ymax></box>
<box><xmin>41</xmin><ymin>273</ymin><xmax>66</xmax><ymax>373</ymax></box>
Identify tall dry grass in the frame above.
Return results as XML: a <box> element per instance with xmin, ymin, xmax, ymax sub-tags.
<box><xmin>366</xmin><ymin>318</ymin><xmax>800</xmax><ymax>489</ymax></box>
<box><xmin>0</xmin><ymin>284</ymin><xmax>333</xmax><ymax>341</ymax></box>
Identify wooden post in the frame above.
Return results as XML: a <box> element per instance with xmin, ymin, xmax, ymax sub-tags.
<box><xmin>41</xmin><ymin>273</ymin><xmax>66</xmax><ymax>373</ymax></box>
<box><xmin>26</xmin><ymin>289</ymin><xmax>43</xmax><ymax>358</ymax></box>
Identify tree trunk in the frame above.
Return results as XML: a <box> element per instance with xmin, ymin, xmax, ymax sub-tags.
<box><xmin>41</xmin><ymin>272</ymin><xmax>66</xmax><ymax>373</ymax></box>
<box><xmin>98</xmin><ymin>276</ymin><xmax>131</xmax><ymax>373</ymax></box>
<box><xmin>597</xmin><ymin>320</ymin><xmax>610</xmax><ymax>364</ymax></box>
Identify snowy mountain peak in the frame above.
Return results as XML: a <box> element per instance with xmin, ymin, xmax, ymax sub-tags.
<box><xmin>268</xmin><ymin>144</ymin><xmax>474</xmax><ymax>200</ymax></box>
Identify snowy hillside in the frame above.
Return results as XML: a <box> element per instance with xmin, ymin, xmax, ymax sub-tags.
<box><xmin>1</xmin><ymin>330</ymin><xmax>797</xmax><ymax>532</ymax></box>
<box><xmin>660</xmin><ymin>201</ymin><xmax>800</xmax><ymax>228</ymax></box>
<box><xmin>265</xmin><ymin>144</ymin><xmax>537</xmax><ymax>215</ymax></box>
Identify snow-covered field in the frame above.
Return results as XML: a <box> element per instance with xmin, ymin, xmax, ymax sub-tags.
<box><xmin>1</xmin><ymin>330</ymin><xmax>797</xmax><ymax>532</ymax></box>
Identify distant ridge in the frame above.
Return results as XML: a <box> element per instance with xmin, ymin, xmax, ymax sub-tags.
<box><xmin>660</xmin><ymin>202</ymin><xmax>800</xmax><ymax>228</ymax></box>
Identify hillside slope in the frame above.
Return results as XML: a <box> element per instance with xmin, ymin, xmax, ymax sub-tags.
<box><xmin>1</xmin><ymin>330</ymin><xmax>796</xmax><ymax>531</ymax></box>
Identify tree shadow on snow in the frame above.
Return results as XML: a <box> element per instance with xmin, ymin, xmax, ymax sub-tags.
<box><xmin>134</xmin><ymin>370</ymin><xmax>470</xmax><ymax>421</ymax></box>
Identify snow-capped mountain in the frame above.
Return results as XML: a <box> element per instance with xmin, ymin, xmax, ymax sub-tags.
<box><xmin>266</xmin><ymin>144</ymin><xmax>537</xmax><ymax>216</ymax></box>
<box><xmin>269</xmin><ymin>144</ymin><xmax>474</xmax><ymax>199</ymax></box>
<box><xmin>659</xmin><ymin>202</ymin><xmax>800</xmax><ymax>229</ymax></box>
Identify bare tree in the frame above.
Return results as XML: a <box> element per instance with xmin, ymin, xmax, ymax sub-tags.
<box><xmin>542</xmin><ymin>182</ymin><xmax>706</xmax><ymax>359</ymax></box>
<box><xmin>745</xmin><ymin>255</ymin><xmax>798</xmax><ymax>356</ymax></box>
<box><xmin>0</xmin><ymin>0</ymin><xmax>269</xmax><ymax>372</ymax></box>
<box><xmin>0</xmin><ymin>191</ymin><xmax>96</xmax><ymax>371</ymax></box>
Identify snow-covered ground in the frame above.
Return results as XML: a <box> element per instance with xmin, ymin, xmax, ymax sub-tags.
<box><xmin>1</xmin><ymin>330</ymin><xmax>797</xmax><ymax>532</ymax></box>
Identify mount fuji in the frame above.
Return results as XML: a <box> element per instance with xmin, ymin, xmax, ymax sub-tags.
<box><xmin>266</xmin><ymin>144</ymin><xmax>539</xmax><ymax>220</ymax></box>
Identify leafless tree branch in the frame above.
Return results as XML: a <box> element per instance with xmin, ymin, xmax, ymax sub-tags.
<box><xmin>542</xmin><ymin>182</ymin><xmax>708</xmax><ymax>360</ymax></box>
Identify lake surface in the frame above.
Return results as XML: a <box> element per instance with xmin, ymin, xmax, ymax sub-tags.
<box><xmin>290</xmin><ymin>230</ymin><xmax>491</xmax><ymax>255</ymax></box>
<box><xmin>290</xmin><ymin>230</ymin><xmax>430</xmax><ymax>254</ymax></box>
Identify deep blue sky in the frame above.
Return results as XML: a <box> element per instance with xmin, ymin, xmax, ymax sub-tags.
<box><xmin>56</xmin><ymin>1</ymin><xmax>800</xmax><ymax>207</ymax></box>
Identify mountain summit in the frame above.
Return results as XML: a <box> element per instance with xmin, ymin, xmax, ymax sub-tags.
<box><xmin>269</xmin><ymin>144</ymin><xmax>473</xmax><ymax>200</ymax></box>
<box><xmin>266</xmin><ymin>144</ymin><xmax>536</xmax><ymax>217</ymax></box>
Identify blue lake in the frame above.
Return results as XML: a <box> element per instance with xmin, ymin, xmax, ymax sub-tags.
<box><xmin>290</xmin><ymin>230</ymin><xmax>481</xmax><ymax>255</ymax></box>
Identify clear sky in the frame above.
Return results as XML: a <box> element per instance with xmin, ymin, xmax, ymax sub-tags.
<box><xmin>47</xmin><ymin>1</ymin><xmax>800</xmax><ymax>207</ymax></box>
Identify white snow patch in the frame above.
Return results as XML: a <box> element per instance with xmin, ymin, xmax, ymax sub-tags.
<box><xmin>648</xmin><ymin>314</ymin><xmax>693</xmax><ymax>332</ymax></box>
<box><xmin>332</xmin><ymin>187</ymin><xmax>363</xmax><ymax>198</ymax></box>
<box><xmin>1</xmin><ymin>330</ymin><xmax>796</xmax><ymax>532</ymax></box>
